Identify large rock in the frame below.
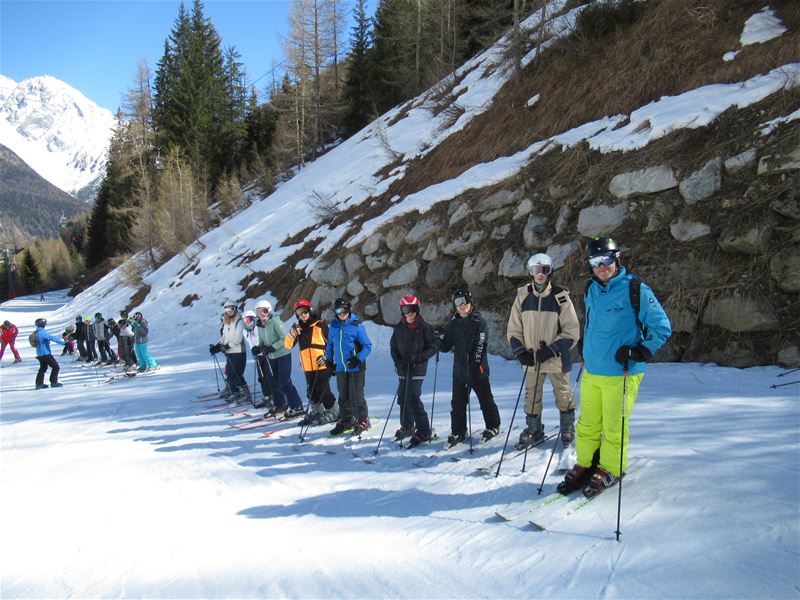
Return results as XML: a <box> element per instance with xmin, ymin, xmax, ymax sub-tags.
<box><xmin>346</xmin><ymin>276</ymin><xmax>365</xmax><ymax>297</ymax></box>
<box><xmin>514</xmin><ymin>197</ymin><xmax>534</xmax><ymax>220</ymax></box>
<box><xmin>644</xmin><ymin>200</ymin><xmax>676</xmax><ymax>233</ymax></box>
<box><xmin>491</xmin><ymin>224</ymin><xmax>512</xmax><ymax>240</ymax></box>
<box><xmin>757</xmin><ymin>147</ymin><xmax>800</xmax><ymax>175</ymax></box>
<box><xmin>449</xmin><ymin>203</ymin><xmax>471</xmax><ymax>226</ymax></box>
<box><xmin>724</xmin><ymin>148</ymin><xmax>757</xmax><ymax>173</ymax></box>
<box><xmin>420</xmin><ymin>302</ymin><xmax>452</xmax><ymax>328</ymax></box>
<box><xmin>498</xmin><ymin>248</ymin><xmax>527</xmax><ymax>278</ymax></box>
<box><xmin>555</xmin><ymin>205</ymin><xmax>572</xmax><ymax>233</ymax></box>
<box><xmin>670</xmin><ymin>217</ymin><xmax>711</xmax><ymax>241</ymax></box>
<box><xmin>524</xmin><ymin>214</ymin><xmax>551</xmax><ymax>248</ymax></box>
<box><xmin>426</xmin><ymin>257</ymin><xmax>458</xmax><ymax>286</ymax></box>
<box><xmin>311</xmin><ymin>285</ymin><xmax>336</xmax><ymax>310</ymax></box>
<box><xmin>679</xmin><ymin>158</ymin><xmax>722</xmax><ymax>204</ymax></box>
<box><xmin>365</xmin><ymin>253</ymin><xmax>388</xmax><ymax>272</ymax></box>
<box><xmin>769</xmin><ymin>253</ymin><xmax>800</xmax><ymax>293</ymax></box>
<box><xmin>361</xmin><ymin>233</ymin><xmax>385</xmax><ymax>255</ymax></box>
<box><xmin>385</xmin><ymin>226</ymin><xmax>406</xmax><ymax>251</ymax></box>
<box><xmin>577</xmin><ymin>204</ymin><xmax>626</xmax><ymax>238</ymax></box>
<box><xmin>609</xmin><ymin>165</ymin><xmax>678</xmax><ymax>199</ymax></box>
<box><xmin>421</xmin><ymin>239</ymin><xmax>438</xmax><ymax>261</ymax></box>
<box><xmin>479</xmin><ymin>208</ymin><xmax>511</xmax><ymax>223</ymax></box>
<box><xmin>310</xmin><ymin>259</ymin><xmax>347</xmax><ymax>286</ymax></box>
<box><xmin>442</xmin><ymin>230</ymin><xmax>487</xmax><ymax>256</ymax></box>
<box><xmin>383</xmin><ymin>260</ymin><xmax>419</xmax><ymax>287</ymax></box>
<box><xmin>718</xmin><ymin>223</ymin><xmax>772</xmax><ymax>255</ymax></box>
<box><xmin>476</xmin><ymin>189</ymin><xmax>517</xmax><ymax>212</ymax></box>
<box><xmin>406</xmin><ymin>218</ymin><xmax>440</xmax><ymax>244</ymax></box>
<box><xmin>344</xmin><ymin>253</ymin><xmax>364</xmax><ymax>276</ymax></box>
<box><xmin>546</xmin><ymin>241</ymin><xmax>579</xmax><ymax>270</ymax></box>
<box><xmin>462</xmin><ymin>252</ymin><xmax>496</xmax><ymax>286</ymax></box>
<box><xmin>702</xmin><ymin>296</ymin><xmax>780</xmax><ymax>332</ymax></box>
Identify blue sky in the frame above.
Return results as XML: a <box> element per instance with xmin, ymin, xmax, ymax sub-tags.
<box><xmin>1</xmin><ymin>0</ymin><xmax>365</xmax><ymax>112</ymax></box>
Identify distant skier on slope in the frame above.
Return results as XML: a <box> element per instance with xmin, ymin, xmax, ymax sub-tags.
<box><xmin>0</xmin><ymin>320</ymin><xmax>22</xmax><ymax>363</ymax></box>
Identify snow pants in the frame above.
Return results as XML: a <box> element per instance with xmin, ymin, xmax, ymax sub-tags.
<box><xmin>575</xmin><ymin>370</ymin><xmax>643</xmax><ymax>477</ymax></box>
<box><xmin>35</xmin><ymin>354</ymin><xmax>60</xmax><ymax>386</ymax></box>
<box><xmin>224</xmin><ymin>351</ymin><xmax>246</xmax><ymax>393</ymax></box>
<box><xmin>134</xmin><ymin>342</ymin><xmax>158</xmax><ymax>370</ymax></box>
<box><xmin>265</xmin><ymin>353</ymin><xmax>303</xmax><ymax>410</ymax></box>
<box><xmin>397</xmin><ymin>376</ymin><xmax>431</xmax><ymax>437</ymax></box>
<box><xmin>450</xmin><ymin>372</ymin><xmax>500</xmax><ymax>437</ymax></box>
<box><xmin>0</xmin><ymin>340</ymin><xmax>21</xmax><ymax>361</ymax></box>
<box><xmin>304</xmin><ymin>370</ymin><xmax>336</xmax><ymax>409</ymax></box>
<box><xmin>336</xmin><ymin>368</ymin><xmax>368</xmax><ymax>423</ymax></box>
<box><xmin>523</xmin><ymin>368</ymin><xmax>573</xmax><ymax>416</ymax></box>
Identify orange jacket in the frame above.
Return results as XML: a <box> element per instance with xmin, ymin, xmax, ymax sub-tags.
<box><xmin>284</xmin><ymin>316</ymin><xmax>328</xmax><ymax>372</ymax></box>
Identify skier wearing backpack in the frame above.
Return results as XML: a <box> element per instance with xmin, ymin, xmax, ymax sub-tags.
<box><xmin>325</xmin><ymin>298</ymin><xmax>373</xmax><ymax>436</ymax></box>
<box><xmin>0</xmin><ymin>320</ymin><xmax>22</xmax><ymax>363</ymax></box>
<box><xmin>558</xmin><ymin>237</ymin><xmax>671</xmax><ymax>498</ymax></box>
<box><xmin>33</xmin><ymin>317</ymin><xmax>65</xmax><ymax>389</ymax></box>
<box><xmin>507</xmin><ymin>253</ymin><xmax>580</xmax><ymax>451</ymax></box>
<box><xmin>254</xmin><ymin>300</ymin><xmax>303</xmax><ymax>418</ymax></box>
<box><xmin>438</xmin><ymin>289</ymin><xmax>501</xmax><ymax>447</ymax></box>
<box><xmin>390</xmin><ymin>295</ymin><xmax>437</xmax><ymax>447</ymax></box>
<box><xmin>284</xmin><ymin>299</ymin><xmax>338</xmax><ymax>425</ymax></box>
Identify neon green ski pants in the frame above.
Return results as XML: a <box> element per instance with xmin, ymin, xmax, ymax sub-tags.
<box><xmin>575</xmin><ymin>370</ymin><xmax>644</xmax><ymax>477</ymax></box>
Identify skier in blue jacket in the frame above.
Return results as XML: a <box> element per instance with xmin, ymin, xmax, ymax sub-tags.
<box><xmin>33</xmin><ymin>317</ymin><xmax>66</xmax><ymax>390</ymax></box>
<box><xmin>325</xmin><ymin>298</ymin><xmax>373</xmax><ymax>436</ymax></box>
<box><xmin>559</xmin><ymin>237</ymin><xmax>671</xmax><ymax>498</ymax></box>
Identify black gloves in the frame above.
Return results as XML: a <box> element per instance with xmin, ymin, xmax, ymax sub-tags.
<box><xmin>316</xmin><ymin>355</ymin><xmax>326</xmax><ymax>367</ymax></box>
<box><xmin>209</xmin><ymin>343</ymin><xmax>222</xmax><ymax>355</ymax></box>
<box><xmin>251</xmin><ymin>345</ymin><xmax>262</xmax><ymax>356</ymax></box>
<box><xmin>516</xmin><ymin>350</ymin><xmax>535</xmax><ymax>367</ymax></box>
<box><xmin>346</xmin><ymin>356</ymin><xmax>360</xmax><ymax>369</ymax></box>
<box><xmin>263</xmin><ymin>344</ymin><xmax>275</xmax><ymax>353</ymax></box>
<box><xmin>615</xmin><ymin>344</ymin><xmax>652</xmax><ymax>364</ymax></box>
<box><xmin>325</xmin><ymin>359</ymin><xmax>335</xmax><ymax>372</ymax></box>
<box><xmin>535</xmin><ymin>344</ymin><xmax>557</xmax><ymax>364</ymax></box>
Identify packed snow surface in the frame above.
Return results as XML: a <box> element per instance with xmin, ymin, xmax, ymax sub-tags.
<box><xmin>1</xmin><ymin>292</ymin><xmax>798</xmax><ymax>598</ymax></box>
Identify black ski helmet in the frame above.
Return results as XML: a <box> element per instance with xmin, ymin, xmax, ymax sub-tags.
<box><xmin>333</xmin><ymin>298</ymin><xmax>351</xmax><ymax>314</ymax></box>
<box><xmin>35</xmin><ymin>317</ymin><xmax>47</xmax><ymax>327</ymax></box>
<box><xmin>585</xmin><ymin>236</ymin><xmax>620</xmax><ymax>271</ymax></box>
<box><xmin>452</xmin><ymin>289</ymin><xmax>473</xmax><ymax>307</ymax></box>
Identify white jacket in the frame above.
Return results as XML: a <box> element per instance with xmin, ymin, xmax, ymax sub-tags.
<box><xmin>219</xmin><ymin>318</ymin><xmax>245</xmax><ymax>354</ymax></box>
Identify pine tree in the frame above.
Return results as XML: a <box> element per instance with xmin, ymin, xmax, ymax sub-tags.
<box><xmin>343</xmin><ymin>0</ymin><xmax>374</xmax><ymax>134</ymax></box>
<box><xmin>18</xmin><ymin>249</ymin><xmax>42</xmax><ymax>293</ymax></box>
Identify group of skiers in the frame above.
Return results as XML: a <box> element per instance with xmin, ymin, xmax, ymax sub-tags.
<box><xmin>210</xmin><ymin>235</ymin><xmax>671</xmax><ymax>500</ymax></box>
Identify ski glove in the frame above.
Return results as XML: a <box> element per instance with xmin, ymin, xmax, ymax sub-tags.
<box><xmin>516</xmin><ymin>350</ymin><xmax>535</xmax><ymax>367</ymax></box>
<box><xmin>535</xmin><ymin>343</ymin><xmax>557</xmax><ymax>364</ymax></box>
<box><xmin>325</xmin><ymin>359</ymin><xmax>335</xmax><ymax>373</ymax></box>
<box><xmin>251</xmin><ymin>346</ymin><xmax>262</xmax><ymax>356</ymax></box>
<box><xmin>346</xmin><ymin>356</ymin><xmax>360</xmax><ymax>369</ymax></box>
<box><xmin>209</xmin><ymin>343</ymin><xmax>223</xmax><ymax>355</ymax></box>
<box><xmin>615</xmin><ymin>344</ymin><xmax>652</xmax><ymax>365</ymax></box>
<box><xmin>263</xmin><ymin>344</ymin><xmax>275</xmax><ymax>354</ymax></box>
<box><xmin>316</xmin><ymin>355</ymin><xmax>326</xmax><ymax>367</ymax></box>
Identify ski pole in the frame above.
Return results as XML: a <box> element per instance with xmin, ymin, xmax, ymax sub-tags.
<box><xmin>400</xmin><ymin>363</ymin><xmax>412</xmax><ymax>439</ymax></box>
<box><xmin>467</xmin><ymin>382</ymin><xmax>474</xmax><ymax>454</ymax></box>
<box><xmin>777</xmin><ymin>367</ymin><xmax>800</xmax><ymax>377</ymax></box>
<box><xmin>771</xmin><ymin>380</ymin><xmax>799</xmax><ymax>388</ymax></box>
<box><xmin>373</xmin><ymin>389</ymin><xmax>399</xmax><ymax>455</ymax></box>
<box><xmin>429</xmin><ymin>351</ymin><xmax>439</xmax><ymax>442</ymax></box>
<box><xmin>537</xmin><ymin>364</ymin><xmax>583</xmax><ymax>495</ymax></box>
<box><xmin>495</xmin><ymin>365</ymin><xmax>528</xmax><ymax>478</ymax></box>
<box><xmin>615</xmin><ymin>363</ymin><xmax>629</xmax><ymax>542</ymax></box>
<box><xmin>521</xmin><ymin>362</ymin><xmax>543</xmax><ymax>474</ymax></box>
<box><xmin>349</xmin><ymin>371</ymin><xmax>361</xmax><ymax>440</ymax></box>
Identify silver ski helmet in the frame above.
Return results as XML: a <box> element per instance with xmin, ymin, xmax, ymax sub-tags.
<box><xmin>527</xmin><ymin>253</ymin><xmax>553</xmax><ymax>278</ymax></box>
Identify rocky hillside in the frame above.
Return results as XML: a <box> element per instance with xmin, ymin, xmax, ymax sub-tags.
<box><xmin>89</xmin><ymin>0</ymin><xmax>800</xmax><ymax>368</ymax></box>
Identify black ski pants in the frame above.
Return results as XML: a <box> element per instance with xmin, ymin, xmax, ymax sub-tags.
<box><xmin>36</xmin><ymin>354</ymin><xmax>60</xmax><ymax>386</ymax></box>
<box><xmin>450</xmin><ymin>373</ymin><xmax>500</xmax><ymax>436</ymax></box>
<box><xmin>336</xmin><ymin>368</ymin><xmax>368</xmax><ymax>423</ymax></box>
<box><xmin>304</xmin><ymin>370</ymin><xmax>336</xmax><ymax>409</ymax></box>
<box><xmin>397</xmin><ymin>376</ymin><xmax>431</xmax><ymax>437</ymax></box>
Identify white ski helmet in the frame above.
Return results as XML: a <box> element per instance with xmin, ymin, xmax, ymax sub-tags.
<box><xmin>527</xmin><ymin>253</ymin><xmax>553</xmax><ymax>278</ymax></box>
<box><xmin>242</xmin><ymin>310</ymin><xmax>257</xmax><ymax>329</ymax></box>
<box><xmin>255</xmin><ymin>299</ymin><xmax>272</xmax><ymax>313</ymax></box>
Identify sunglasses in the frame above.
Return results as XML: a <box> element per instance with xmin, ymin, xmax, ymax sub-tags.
<box><xmin>528</xmin><ymin>264</ymin><xmax>552</xmax><ymax>277</ymax></box>
<box><xmin>400</xmin><ymin>305</ymin><xmax>419</xmax><ymax>315</ymax></box>
<box><xmin>295</xmin><ymin>308</ymin><xmax>310</xmax><ymax>317</ymax></box>
<box><xmin>335</xmin><ymin>307</ymin><xmax>350</xmax><ymax>315</ymax></box>
<box><xmin>453</xmin><ymin>296</ymin><xmax>470</xmax><ymax>307</ymax></box>
<box><xmin>587</xmin><ymin>254</ymin><xmax>616</xmax><ymax>269</ymax></box>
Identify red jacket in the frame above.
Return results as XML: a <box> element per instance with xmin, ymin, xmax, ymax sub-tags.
<box><xmin>1</xmin><ymin>323</ymin><xmax>18</xmax><ymax>343</ymax></box>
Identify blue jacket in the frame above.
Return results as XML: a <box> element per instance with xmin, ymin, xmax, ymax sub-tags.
<box><xmin>584</xmin><ymin>267</ymin><xmax>671</xmax><ymax>376</ymax></box>
<box><xmin>35</xmin><ymin>326</ymin><xmax>65</xmax><ymax>357</ymax></box>
<box><xmin>325</xmin><ymin>313</ymin><xmax>372</xmax><ymax>373</ymax></box>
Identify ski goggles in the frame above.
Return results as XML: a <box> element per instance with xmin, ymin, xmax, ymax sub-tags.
<box><xmin>295</xmin><ymin>307</ymin><xmax>310</xmax><ymax>317</ymax></box>
<box><xmin>528</xmin><ymin>264</ymin><xmax>552</xmax><ymax>277</ymax></box>
<box><xmin>400</xmin><ymin>305</ymin><xmax>419</xmax><ymax>315</ymax></box>
<box><xmin>453</xmin><ymin>296</ymin><xmax>470</xmax><ymax>307</ymax></box>
<box><xmin>243</xmin><ymin>316</ymin><xmax>255</xmax><ymax>324</ymax></box>
<box><xmin>224</xmin><ymin>305</ymin><xmax>237</xmax><ymax>312</ymax></box>
<box><xmin>587</xmin><ymin>253</ymin><xmax>616</xmax><ymax>269</ymax></box>
<box><xmin>335</xmin><ymin>307</ymin><xmax>350</xmax><ymax>315</ymax></box>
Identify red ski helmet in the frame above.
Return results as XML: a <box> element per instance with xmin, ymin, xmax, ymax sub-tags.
<box><xmin>293</xmin><ymin>299</ymin><xmax>313</xmax><ymax>312</ymax></box>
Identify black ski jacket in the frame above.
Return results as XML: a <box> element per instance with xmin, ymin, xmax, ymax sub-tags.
<box><xmin>438</xmin><ymin>309</ymin><xmax>491</xmax><ymax>381</ymax></box>
<box><xmin>390</xmin><ymin>316</ymin><xmax>438</xmax><ymax>378</ymax></box>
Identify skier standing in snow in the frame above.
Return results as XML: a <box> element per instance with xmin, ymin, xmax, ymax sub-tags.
<box><xmin>61</xmin><ymin>324</ymin><xmax>77</xmax><ymax>356</ymax></box>
<box><xmin>507</xmin><ymin>253</ymin><xmax>580</xmax><ymax>450</ymax></box>
<box><xmin>438</xmin><ymin>289</ymin><xmax>501</xmax><ymax>447</ymax></box>
<box><xmin>93</xmin><ymin>313</ymin><xmax>117</xmax><ymax>364</ymax></box>
<box><xmin>131</xmin><ymin>311</ymin><xmax>159</xmax><ymax>373</ymax></box>
<box><xmin>74</xmin><ymin>316</ymin><xmax>88</xmax><ymax>361</ymax></box>
<box><xmin>254</xmin><ymin>300</ymin><xmax>304</xmax><ymax>417</ymax></box>
<box><xmin>284</xmin><ymin>299</ymin><xmax>338</xmax><ymax>425</ymax></box>
<box><xmin>33</xmin><ymin>317</ymin><xmax>65</xmax><ymax>389</ymax></box>
<box><xmin>240</xmin><ymin>309</ymin><xmax>270</xmax><ymax>409</ymax></box>
<box><xmin>84</xmin><ymin>315</ymin><xmax>98</xmax><ymax>362</ymax></box>
<box><xmin>0</xmin><ymin>320</ymin><xmax>22</xmax><ymax>363</ymax></box>
<box><xmin>559</xmin><ymin>237</ymin><xmax>671</xmax><ymax>498</ymax></box>
<box><xmin>325</xmin><ymin>298</ymin><xmax>373</xmax><ymax>436</ymax></box>
<box><xmin>389</xmin><ymin>295</ymin><xmax>437</xmax><ymax>447</ymax></box>
<box><xmin>210</xmin><ymin>302</ymin><xmax>248</xmax><ymax>402</ymax></box>
<box><xmin>117</xmin><ymin>316</ymin><xmax>136</xmax><ymax>371</ymax></box>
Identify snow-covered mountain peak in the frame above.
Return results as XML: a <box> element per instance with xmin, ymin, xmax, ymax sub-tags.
<box><xmin>0</xmin><ymin>74</ymin><xmax>116</xmax><ymax>199</ymax></box>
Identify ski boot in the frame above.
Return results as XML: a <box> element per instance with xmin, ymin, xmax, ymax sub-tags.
<box><xmin>514</xmin><ymin>413</ymin><xmax>544</xmax><ymax>451</ymax></box>
<box><xmin>559</xmin><ymin>409</ymin><xmax>575</xmax><ymax>448</ymax></box>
